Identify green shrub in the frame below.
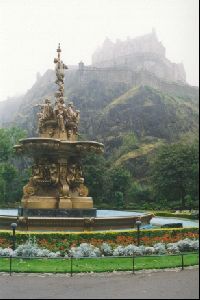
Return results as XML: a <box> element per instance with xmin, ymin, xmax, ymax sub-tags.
<box><xmin>154</xmin><ymin>211</ymin><xmax>198</xmax><ymax>220</ymax></box>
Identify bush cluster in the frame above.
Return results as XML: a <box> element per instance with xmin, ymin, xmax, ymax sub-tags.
<box><xmin>0</xmin><ymin>238</ymin><xmax>198</xmax><ymax>258</ymax></box>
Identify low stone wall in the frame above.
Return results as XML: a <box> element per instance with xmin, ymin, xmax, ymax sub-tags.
<box><xmin>0</xmin><ymin>213</ymin><xmax>153</xmax><ymax>231</ymax></box>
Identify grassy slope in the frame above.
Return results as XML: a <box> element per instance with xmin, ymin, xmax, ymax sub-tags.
<box><xmin>101</xmin><ymin>85</ymin><xmax>198</xmax><ymax>169</ymax></box>
<box><xmin>114</xmin><ymin>141</ymin><xmax>163</xmax><ymax>167</ymax></box>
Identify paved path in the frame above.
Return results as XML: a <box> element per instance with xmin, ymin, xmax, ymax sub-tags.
<box><xmin>0</xmin><ymin>268</ymin><xmax>199</xmax><ymax>299</ymax></box>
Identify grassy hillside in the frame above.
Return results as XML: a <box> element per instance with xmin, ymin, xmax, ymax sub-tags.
<box><xmin>93</xmin><ymin>85</ymin><xmax>198</xmax><ymax>153</ymax></box>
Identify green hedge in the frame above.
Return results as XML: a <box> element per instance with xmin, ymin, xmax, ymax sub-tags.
<box><xmin>154</xmin><ymin>212</ymin><xmax>198</xmax><ymax>219</ymax></box>
<box><xmin>0</xmin><ymin>227</ymin><xmax>198</xmax><ymax>248</ymax></box>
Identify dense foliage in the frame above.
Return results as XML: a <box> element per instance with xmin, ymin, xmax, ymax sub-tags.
<box><xmin>0</xmin><ymin>127</ymin><xmax>29</xmax><ymax>206</ymax></box>
<box><xmin>82</xmin><ymin>139</ymin><xmax>199</xmax><ymax>210</ymax></box>
<box><xmin>149</xmin><ymin>140</ymin><xmax>199</xmax><ymax>210</ymax></box>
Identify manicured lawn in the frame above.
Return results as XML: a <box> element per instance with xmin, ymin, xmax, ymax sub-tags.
<box><xmin>0</xmin><ymin>253</ymin><xmax>198</xmax><ymax>273</ymax></box>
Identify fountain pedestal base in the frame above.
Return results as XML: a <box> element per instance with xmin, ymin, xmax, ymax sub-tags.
<box><xmin>20</xmin><ymin>196</ymin><xmax>96</xmax><ymax>217</ymax></box>
<box><xmin>22</xmin><ymin>196</ymin><xmax>94</xmax><ymax>209</ymax></box>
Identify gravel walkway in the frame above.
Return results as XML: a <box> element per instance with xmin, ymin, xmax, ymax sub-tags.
<box><xmin>0</xmin><ymin>267</ymin><xmax>199</xmax><ymax>299</ymax></box>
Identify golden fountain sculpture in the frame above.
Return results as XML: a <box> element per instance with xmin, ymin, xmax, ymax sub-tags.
<box><xmin>14</xmin><ymin>44</ymin><xmax>104</xmax><ymax>217</ymax></box>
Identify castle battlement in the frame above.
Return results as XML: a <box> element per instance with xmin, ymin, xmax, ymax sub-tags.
<box><xmin>91</xmin><ymin>30</ymin><xmax>186</xmax><ymax>84</ymax></box>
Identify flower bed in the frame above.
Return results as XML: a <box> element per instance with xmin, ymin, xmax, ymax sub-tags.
<box><xmin>0</xmin><ymin>237</ymin><xmax>199</xmax><ymax>258</ymax></box>
<box><xmin>0</xmin><ymin>228</ymin><xmax>198</xmax><ymax>252</ymax></box>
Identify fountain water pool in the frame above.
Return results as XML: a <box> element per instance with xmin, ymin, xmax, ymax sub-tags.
<box><xmin>0</xmin><ymin>209</ymin><xmax>198</xmax><ymax>230</ymax></box>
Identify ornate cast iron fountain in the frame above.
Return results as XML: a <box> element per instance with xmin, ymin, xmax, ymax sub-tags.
<box><xmin>14</xmin><ymin>44</ymin><xmax>104</xmax><ymax>219</ymax></box>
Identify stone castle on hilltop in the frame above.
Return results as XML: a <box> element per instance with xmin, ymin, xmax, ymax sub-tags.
<box><xmin>78</xmin><ymin>29</ymin><xmax>186</xmax><ymax>85</ymax></box>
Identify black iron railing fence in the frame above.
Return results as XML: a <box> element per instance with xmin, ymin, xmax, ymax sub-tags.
<box><xmin>0</xmin><ymin>252</ymin><xmax>199</xmax><ymax>276</ymax></box>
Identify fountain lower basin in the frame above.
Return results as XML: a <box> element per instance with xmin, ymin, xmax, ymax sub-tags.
<box><xmin>0</xmin><ymin>209</ymin><xmax>153</xmax><ymax>231</ymax></box>
<box><xmin>0</xmin><ymin>209</ymin><xmax>198</xmax><ymax>231</ymax></box>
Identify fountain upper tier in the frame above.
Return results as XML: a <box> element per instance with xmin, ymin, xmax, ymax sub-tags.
<box><xmin>14</xmin><ymin>138</ymin><xmax>104</xmax><ymax>158</ymax></box>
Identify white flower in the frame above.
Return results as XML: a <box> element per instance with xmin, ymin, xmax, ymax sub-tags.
<box><xmin>153</xmin><ymin>243</ymin><xmax>166</xmax><ymax>254</ymax></box>
<box><xmin>166</xmin><ymin>243</ymin><xmax>180</xmax><ymax>254</ymax></box>
<box><xmin>0</xmin><ymin>247</ymin><xmax>14</xmax><ymax>257</ymax></box>
<box><xmin>69</xmin><ymin>243</ymin><xmax>101</xmax><ymax>258</ymax></box>
<box><xmin>100</xmin><ymin>243</ymin><xmax>113</xmax><ymax>256</ymax></box>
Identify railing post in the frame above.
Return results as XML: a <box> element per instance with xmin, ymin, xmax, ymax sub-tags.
<box><xmin>132</xmin><ymin>256</ymin><xmax>135</xmax><ymax>274</ymax></box>
<box><xmin>9</xmin><ymin>256</ymin><xmax>12</xmax><ymax>276</ymax></box>
<box><xmin>181</xmin><ymin>254</ymin><xmax>184</xmax><ymax>270</ymax></box>
<box><xmin>70</xmin><ymin>256</ymin><xmax>73</xmax><ymax>277</ymax></box>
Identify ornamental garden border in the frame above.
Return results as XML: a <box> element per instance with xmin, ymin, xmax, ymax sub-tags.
<box><xmin>0</xmin><ymin>227</ymin><xmax>198</xmax><ymax>250</ymax></box>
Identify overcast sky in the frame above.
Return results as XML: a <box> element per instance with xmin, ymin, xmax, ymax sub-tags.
<box><xmin>0</xmin><ymin>0</ymin><xmax>199</xmax><ymax>101</ymax></box>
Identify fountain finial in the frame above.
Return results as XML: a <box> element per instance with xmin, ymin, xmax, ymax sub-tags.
<box><xmin>57</xmin><ymin>43</ymin><xmax>61</xmax><ymax>52</ymax></box>
<box><xmin>57</xmin><ymin>43</ymin><xmax>61</xmax><ymax>61</ymax></box>
<box><xmin>36</xmin><ymin>45</ymin><xmax>79</xmax><ymax>141</ymax></box>
<box><xmin>54</xmin><ymin>43</ymin><xmax>67</xmax><ymax>97</ymax></box>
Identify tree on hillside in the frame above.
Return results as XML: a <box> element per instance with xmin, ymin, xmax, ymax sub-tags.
<box><xmin>0</xmin><ymin>127</ymin><xmax>29</xmax><ymax>206</ymax></box>
<box><xmin>82</xmin><ymin>153</ymin><xmax>108</xmax><ymax>204</ymax></box>
<box><xmin>106</xmin><ymin>166</ymin><xmax>132</xmax><ymax>207</ymax></box>
<box><xmin>126</xmin><ymin>182</ymin><xmax>153</xmax><ymax>209</ymax></box>
<box><xmin>150</xmin><ymin>141</ymin><xmax>199</xmax><ymax>209</ymax></box>
<box><xmin>0</xmin><ymin>127</ymin><xmax>27</xmax><ymax>162</ymax></box>
<box><xmin>83</xmin><ymin>154</ymin><xmax>133</xmax><ymax>208</ymax></box>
